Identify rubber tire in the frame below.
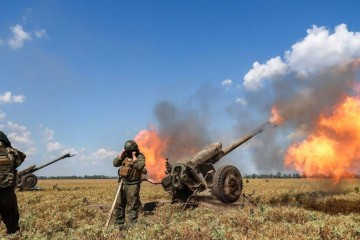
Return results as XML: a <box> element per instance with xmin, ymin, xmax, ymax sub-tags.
<box><xmin>212</xmin><ymin>165</ymin><xmax>243</xmax><ymax>203</ymax></box>
<box><xmin>21</xmin><ymin>173</ymin><xmax>38</xmax><ymax>188</ymax></box>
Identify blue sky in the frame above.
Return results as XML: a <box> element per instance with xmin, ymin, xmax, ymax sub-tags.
<box><xmin>1</xmin><ymin>1</ymin><xmax>360</xmax><ymax>176</ymax></box>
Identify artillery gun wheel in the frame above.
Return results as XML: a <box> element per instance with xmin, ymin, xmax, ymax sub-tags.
<box><xmin>21</xmin><ymin>173</ymin><xmax>38</xmax><ymax>188</ymax></box>
<box><xmin>212</xmin><ymin>165</ymin><xmax>243</xmax><ymax>203</ymax></box>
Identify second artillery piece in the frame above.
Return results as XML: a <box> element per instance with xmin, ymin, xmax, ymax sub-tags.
<box><xmin>17</xmin><ymin>153</ymin><xmax>74</xmax><ymax>189</ymax></box>
<box><xmin>161</xmin><ymin>122</ymin><xmax>274</xmax><ymax>204</ymax></box>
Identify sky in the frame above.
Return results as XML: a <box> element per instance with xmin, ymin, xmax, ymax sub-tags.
<box><xmin>1</xmin><ymin>1</ymin><xmax>360</xmax><ymax>177</ymax></box>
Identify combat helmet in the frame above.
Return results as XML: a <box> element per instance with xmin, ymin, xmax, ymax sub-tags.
<box><xmin>124</xmin><ymin>140</ymin><xmax>139</xmax><ymax>152</ymax></box>
<box><xmin>0</xmin><ymin>131</ymin><xmax>11</xmax><ymax>147</ymax></box>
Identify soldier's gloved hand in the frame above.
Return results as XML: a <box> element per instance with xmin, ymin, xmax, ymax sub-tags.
<box><xmin>118</xmin><ymin>150</ymin><xmax>126</xmax><ymax>158</ymax></box>
<box><xmin>132</xmin><ymin>151</ymin><xmax>138</xmax><ymax>162</ymax></box>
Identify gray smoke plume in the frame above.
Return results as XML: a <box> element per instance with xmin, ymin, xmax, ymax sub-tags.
<box><xmin>151</xmin><ymin>24</ymin><xmax>360</xmax><ymax>174</ymax></box>
<box><xmin>232</xmin><ymin>66</ymin><xmax>357</xmax><ymax>172</ymax></box>
<box><xmin>154</xmin><ymin>84</ymin><xmax>219</xmax><ymax>161</ymax></box>
<box><xmin>236</xmin><ymin>24</ymin><xmax>360</xmax><ymax>172</ymax></box>
<box><xmin>154</xmin><ymin>101</ymin><xmax>209</xmax><ymax>160</ymax></box>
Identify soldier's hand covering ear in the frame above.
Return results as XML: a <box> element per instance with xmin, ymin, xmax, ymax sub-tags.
<box><xmin>118</xmin><ymin>150</ymin><xmax>126</xmax><ymax>158</ymax></box>
<box><xmin>132</xmin><ymin>152</ymin><xmax>138</xmax><ymax>162</ymax></box>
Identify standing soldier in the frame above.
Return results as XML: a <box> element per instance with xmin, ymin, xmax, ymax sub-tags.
<box><xmin>113</xmin><ymin>140</ymin><xmax>145</xmax><ymax>229</ymax></box>
<box><xmin>0</xmin><ymin>131</ymin><xmax>26</xmax><ymax>234</ymax></box>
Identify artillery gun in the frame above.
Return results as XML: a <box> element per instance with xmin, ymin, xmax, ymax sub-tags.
<box><xmin>17</xmin><ymin>153</ymin><xmax>74</xmax><ymax>189</ymax></box>
<box><xmin>161</xmin><ymin>122</ymin><xmax>273</xmax><ymax>205</ymax></box>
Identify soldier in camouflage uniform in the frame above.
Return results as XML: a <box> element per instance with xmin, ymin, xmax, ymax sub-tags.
<box><xmin>0</xmin><ymin>131</ymin><xmax>26</xmax><ymax>234</ymax></box>
<box><xmin>113</xmin><ymin>140</ymin><xmax>145</xmax><ymax>229</ymax></box>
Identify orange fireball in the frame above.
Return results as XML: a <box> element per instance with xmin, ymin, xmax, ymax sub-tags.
<box><xmin>134</xmin><ymin>126</ymin><xmax>168</xmax><ymax>181</ymax></box>
<box><xmin>285</xmin><ymin>96</ymin><xmax>360</xmax><ymax>183</ymax></box>
<box><xmin>269</xmin><ymin>106</ymin><xmax>284</xmax><ymax>126</ymax></box>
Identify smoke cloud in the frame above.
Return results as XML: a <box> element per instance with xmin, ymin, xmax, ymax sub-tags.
<box><xmin>151</xmin><ymin>84</ymin><xmax>225</xmax><ymax>162</ymax></box>
<box><xmin>244</xmin><ymin>24</ymin><xmax>360</xmax><ymax>91</ymax></box>
<box><xmin>238</xmin><ymin>24</ymin><xmax>360</xmax><ymax>172</ymax></box>
<box><xmin>148</xmin><ymin>24</ymin><xmax>360</xmax><ymax>174</ymax></box>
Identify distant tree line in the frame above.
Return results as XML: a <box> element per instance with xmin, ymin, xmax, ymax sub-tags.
<box><xmin>244</xmin><ymin>172</ymin><xmax>360</xmax><ymax>179</ymax></box>
<box><xmin>37</xmin><ymin>173</ymin><xmax>360</xmax><ymax>179</ymax></box>
<box><xmin>244</xmin><ymin>172</ymin><xmax>301</xmax><ymax>179</ymax></box>
<box><xmin>38</xmin><ymin>175</ymin><xmax>118</xmax><ymax>179</ymax></box>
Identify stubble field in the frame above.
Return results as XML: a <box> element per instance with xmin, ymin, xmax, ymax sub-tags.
<box><xmin>1</xmin><ymin>178</ymin><xmax>359</xmax><ymax>240</ymax></box>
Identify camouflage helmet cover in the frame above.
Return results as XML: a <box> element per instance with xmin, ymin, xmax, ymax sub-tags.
<box><xmin>0</xmin><ymin>131</ymin><xmax>11</xmax><ymax>147</ymax></box>
<box><xmin>124</xmin><ymin>140</ymin><xmax>138</xmax><ymax>152</ymax></box>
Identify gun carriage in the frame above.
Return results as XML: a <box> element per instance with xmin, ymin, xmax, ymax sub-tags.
<box><xmin>161</xmin><ymin>122</ymin><xmax>272</xmax><ymax>204</ymax></box>
<box><xmin>17</xmin><ymin>153</ymin><xmax>74</xmax><ymax>189</ymax></box>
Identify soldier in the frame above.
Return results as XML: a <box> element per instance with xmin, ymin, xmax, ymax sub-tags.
<box><xmin>113</xmin><ymin>140</ymin><xmax>145</xmax><ymax>229</ymax></box>
<box><xmin>0</xmin><ymin>131</ymin><xmax>26</xmax><ymax>234</ymax></box>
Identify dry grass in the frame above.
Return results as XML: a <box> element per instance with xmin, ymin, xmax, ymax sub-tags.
<box><xmin>0</xmin><ymin>178</ymin><xmax>359</xmax><ymax>239</ymax></box>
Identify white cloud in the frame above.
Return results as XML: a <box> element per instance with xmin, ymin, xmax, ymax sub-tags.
<box><xmin>0</xmin><ymin>110</ymin><xmax>6</xmax><ymax>120</ymax></box>
<box><xmin>243</xmin><ymin>24</ymin><xmax>360</xmax><ymax>91</ymax></box>
<box><xmin>0</xmin><ymin>121</ymin><xmax>37</xmax><ymax>155</ymax></box>
<box><xmin>39</xmin><ymin>127</ymin><xmax>63</xmax><ymax>153</ymax></box>
<box><xmin>35</xmin><ymin>29</ymin><xmax>47</xmax><ymax>39</ymax></box>
<box><xmin>221</xmin><ymin>78</ymin><xmax>233</xmax><ymax>88</ymax></box>
<box><xmin>0</xmin><ymin>91</ymin><xmax>25</xmax><ymax>104</ymax></box>
<box><xmin>39</xmin><ymin>127</ymin><xmax>82</xmax><ymax>158</ymax></box>
<box><xmin>26</xmin><ymin>147</ymin><xmax>38</xmax><ymax>156</ymax></box>
<box><xmin>286</xmin><ymin>24</ymin><xmax>360</xmax><ymax>74</ymax></box>
<box><xmin>92</xmin><ymin>148</ymin><xmax>118</xmax><ymax>160</ymax></box>
<box><xmin>235</xmin><ymin>97</ymin><xmax>247</xmax><ymax>106</ymax></box>
<box><xmin>243</xmin><ymin>57</ymin><xmax>288</xmax><ymax>91</ymax></box>
<box><xmin>22</xmin><ymin>8</ymin><xmax>33</xmax><ymax>21</ymax></box>
<box><xmin>4</xmin><ymin>121</ymin><xmax>27</xmax><ymax>133</ymax></box>
<box><xmin>47</xmin><ymin>141</ymin><xmax>63</xmax><ymax>152</ymax></box>
<box><xmin>39</xmin><ymin>126</ymin><xmax>116</xmax><ymax>167</ymax></box>
<box><xmin>7</xmin><ymin>132</ymin><xmax>30</xmax><ymax>144</ymax></box>
<box><xmin>79</xmin><ymin>148</ymin><xmax>118</xmax><ymax>165</ymax></box>
<box><xmin>41</xmin><ymin>128</ymin><xmax>54</xmax><ymax>141</ymax></box>
<box><xmin>8</xmin><ymin>24</ymin><xmax>31</xmax><ymax>49</ymax></box>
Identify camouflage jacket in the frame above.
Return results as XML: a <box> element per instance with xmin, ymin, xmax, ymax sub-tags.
<box><xmin>113</xmin><ymin>152</ymin><xmax>145</xmax><ymax>183</ymax></box>
<box><xmin>0</xmin><ymin>143</ymin><xmax>26</xmax><ymax>188</ymax></box>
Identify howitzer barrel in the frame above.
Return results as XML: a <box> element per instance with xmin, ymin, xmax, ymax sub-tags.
<box><xmin>34</xmin><ymin>153</ymin><xmax>73</xmax><ymax>171</ymax></box>
<box><xmin>17</xmin><ymin>165</ymin><xmax>36</xmax><ymax>176</ymax></box>
<box><xmin>16</xmin><ymin>153</ymin><xmax>74</xmax><ymax>189</ymax></box>
<box><xmin>184</xmin><ymin>143</ymin><xmax>222</xmax><ymax>167</ymax></box>
<box><xmin>210</xmin><ymin>121</ymin><xmax>271</xmax><ymax>164</ymax></box>
<box><xmin>222</xmin><ymin>122</ymin><xmax>270</xmax><ymax>156</ymax></box>
<box><xmin>178</xmin><ymin>121</ymin><xmax>272</xmax><ymax>167</ymax></box>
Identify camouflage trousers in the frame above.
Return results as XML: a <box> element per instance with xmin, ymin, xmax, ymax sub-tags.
<box><xmin>114</xmin><ymin>182</ymin><xmax>141</xmax><ymax>227</ymax></box>
<box><xmin>0</xmin><ymin>187</ymin><xmax>20</xmax><ymax>234</ymax></box>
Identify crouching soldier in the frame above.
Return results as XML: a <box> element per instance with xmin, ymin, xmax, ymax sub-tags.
<box><xmin>113</xmin><ymin>140</ymin><xmax>145</xmax><ymax>230</ymax></box>
<box><xmin>0</xmin><ymin>131</ymin><xmax>26</xmax><ymax>234</ymax></box>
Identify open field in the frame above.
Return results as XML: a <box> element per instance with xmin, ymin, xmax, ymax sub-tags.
<box><xmin>1</xmin><ymin>178</ymin><xmax>359</xmax><ymax>239</ymax></box>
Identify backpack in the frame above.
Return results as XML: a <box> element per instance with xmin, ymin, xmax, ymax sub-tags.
<box><xmin>0</xmin><ymin>144</ymin><xmax>17</xmax><ymax>188</ymax></box>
